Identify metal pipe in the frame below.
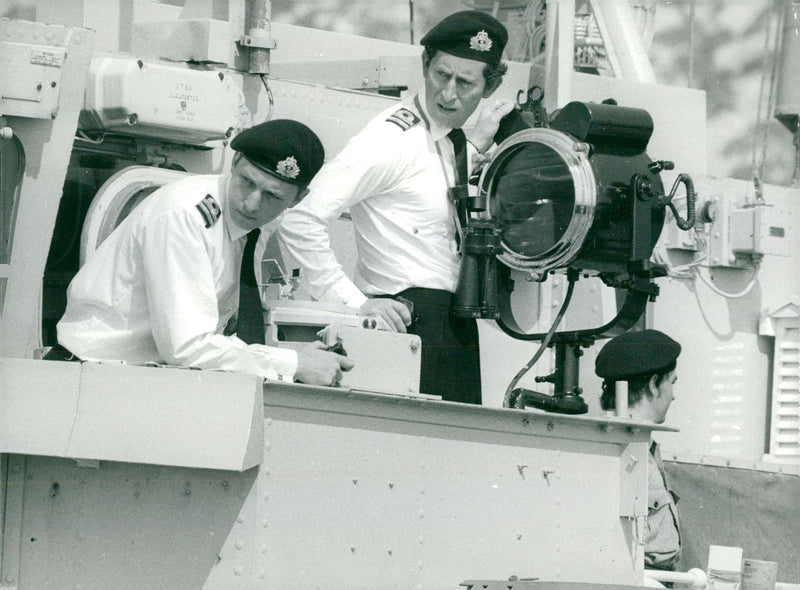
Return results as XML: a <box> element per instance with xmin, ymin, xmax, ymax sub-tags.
<box><xmin>544</xmin><ymin>0</ymin><xmax>575</xmax><ymax>111</ymax></box>
<box><xmin>645</xmin><ymin>567</ymin><xmax>708</xmax><ymax>589</ymax></box>
<box><xmin>408</xmin><ymin>0</ymin><xmax>415</xmax><ymax>44</ymax></box>
<box><xmin>544</xmin><ymin>0</ymin><xmax>575</xmax><ymax>112</ymax></box>
<box><xmin>615</xmin><ymin>381</ymin><xmax>628</xmax><ymax>417</ymax></box>
<box><xmin>774</xmin><ymin>0</ymin><xmax>800</xmax><ymax>131</ymax></box>
<box><xmin>773</xmin><ymin>0</ymin><xmax>800</xmax><ymax>185</ymax></box>
<box><xmin>556</xmin><ymin>0</ymin><xmax>575</xmax><ymax>106</ymax></box>
<box><xmin>244</xmin><ymin>0</ymin><xmax>273</xmax><ymax>75</ymax></box>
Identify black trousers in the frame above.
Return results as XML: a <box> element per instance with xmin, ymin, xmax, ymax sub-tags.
<box><xmin>380</xmin><ymin>288</ymin><xmax>481</xmax><ymax>405</ymax></box>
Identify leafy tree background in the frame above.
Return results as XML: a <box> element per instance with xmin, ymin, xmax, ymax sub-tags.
<box><xmin>271</xmin><ymin>0</ymin><xmax>797</xmax><ymax>187</ymax></box>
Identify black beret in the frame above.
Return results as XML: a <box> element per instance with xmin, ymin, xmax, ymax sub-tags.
<box><xmin>230</xmin><ymin>119</ymin><xmax>324</xmax><ymax>186</ymax></box>
<box><xmin>595</xmin><ymin>329</ymin><xmax>681</xmax><ymax>380</ymax></box>
<box><xmin>420</xmin><ymin>10</ymin><xmax>508</xmax><ymax>66</ymax></box>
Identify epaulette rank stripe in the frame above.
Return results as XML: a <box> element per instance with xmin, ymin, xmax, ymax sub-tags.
<box><xmin>195</xmin><ymin>194</ymin><xmax>221</xmax><ymax>228</ymax></box>
<box><xmin>386</xmin><ymin>108</ymin><xmax>420</xmax><ymax>131</ymax></box>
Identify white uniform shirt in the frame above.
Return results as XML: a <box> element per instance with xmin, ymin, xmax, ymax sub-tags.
<box><xmin>278</xmin><ymin>91</ymin><xmax>471</xmax><ymax>308</ymax></box>
<box><xmin>57</xmin><ymin>174</ymin><xmax>298</xmax><ymax>381</ymax></box>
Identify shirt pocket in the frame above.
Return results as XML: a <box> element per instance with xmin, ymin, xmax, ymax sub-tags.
<box><xmin>649</xmin><ymin>486</ymin><xmax>673</xmax><ymax>511</ymax></box>
<box><xmin>645</xmin><ymin>486</ymin><xmax>681</xmax><ymax>567</ymax></box>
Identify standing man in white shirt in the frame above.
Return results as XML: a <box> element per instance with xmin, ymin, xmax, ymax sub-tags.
<box><xmin>56</xmin><ymin>119</ymin><xmax>354</xmax><ymax>387</ymax></box>
<box><xmin>278</xmin><ymin>11</ymin><xmax>516</xmax><ymax>404</ymax></box>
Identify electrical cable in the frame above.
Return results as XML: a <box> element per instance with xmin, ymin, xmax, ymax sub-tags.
<box><xmin>650</xmin><ymin>189</ymin><xmax>710</xmax><ymax>280</ymax></box>
<box><xmin>259</xmin><ymin>74</ymin><xmax>275</xmax><ymax>123</ymax></box>
<box><xmin>408</xmin><ymin>0</ymin><xmax>415</xmax><ymax>45</ymax></box>
<box><xmin>502</xmin><ymin>274</ymin><xmax>576</xmax><ymax>407</ymax></box>
<box><xmin>688</xmin><ymin>0</ymin><xmax>695</xmax><ymax>87</ymax></box>
<box><xmin>751</xmin><ymin>1</ymin><xmax>783</xmax><ymax>201</ymax></box>
<box><xmin>0</xmin><ymin>133</ymin><xmax>27</xmax><ymax>354</ymax></box>
<box><xmin>695</xmin><ymin>262</ymin><xmax>760</xmax><ymax>299</ymax></box>
<box><xmin>75</xmin><ymin>130</ymin><xmax>106</xmax><ymax>144</ymax></box>
<box><xmin>652</xmin><ymin>241</ymin><xmax>707</xmax><ymax>280</ymax></box>
<box><xmin>652</xmin><ymin>205</ymin><xmax>761</xmax><ymax>297</ymax></box>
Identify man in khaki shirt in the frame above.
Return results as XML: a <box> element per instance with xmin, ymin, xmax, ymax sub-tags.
<box><xmin>595</xmin><ymin>329</ymin><xmax>682</xmax><ymax>570</ymax></box>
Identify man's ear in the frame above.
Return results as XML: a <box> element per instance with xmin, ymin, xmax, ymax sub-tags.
<box><xmin>482</xmin><ymin>77</ymin><xmax>502</xmax><ymax>99</ymax></box>
<box><xmin>648</xmin><ymin>374</ymin><xmax>660</xmax><ymax>397</ymax></box>
<box><xmin>293</xmin><ymin>186</ymin><xmax>310</xmax><ymax>205</ymax></box>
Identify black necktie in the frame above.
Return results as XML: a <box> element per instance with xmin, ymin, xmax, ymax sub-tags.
<box><xmin>447</xmin><ymin>128</ymin><xmax>469</xmax><ymax>230</ymax></box>
<box><xmin>237</xmin><ymin>228</ymin><xmax>264</xmax><ymax>344</ymax></box>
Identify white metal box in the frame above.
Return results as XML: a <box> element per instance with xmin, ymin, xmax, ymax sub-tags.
<box><xmin>0</xmin><ymin>41</ymin><xmax>65</xmax><ymax>119</ymax></box>
<box><xmin>80</xmin><ymin>56</ymin><xmax>245</xmax><ymax>144</ymax></box>
<box><xmin>264</xmin><ymin>300</ymin><xmax>423</xmax><ymax>396</ymax></box>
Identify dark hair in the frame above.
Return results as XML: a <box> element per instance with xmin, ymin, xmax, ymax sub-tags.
<box><xmin>599</xmin><ymin>361</ymin><xmax>677</xmax><ymax>411</ymax></box>
<box><xmin>422</xmin><ymin>46</ymin><xmax>508</xmax><ymax>87</ymax></box>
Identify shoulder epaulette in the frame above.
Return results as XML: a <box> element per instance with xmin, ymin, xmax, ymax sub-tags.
<box><xmin>195</xmin><ymin>194</ymin><xmax>221</xmax><ymax>228</ymax></box>
<box><xmin>385</xmin><ymin>108</ymin><xmax>421</xmax><ymax>131</ymax></box>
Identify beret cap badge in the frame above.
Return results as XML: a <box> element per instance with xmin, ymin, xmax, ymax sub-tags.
<box><xmin>276</xmin><ymin>156</ymin><xmax>300</xmax><ymax>180</ymax></box>
<box><xmin>420</xmin><ymin>11</ymin><xmax>508</xmax><ymax>66</ymax></box>
<box><xmin>469</xmin><ymin>30</ymin><xmax>493</xmax><ymax>52</ymax></box>
<box><xmin>230</xmin><ymin>119</ymin><xmax>324</xmax><ymax>185</ymax></box>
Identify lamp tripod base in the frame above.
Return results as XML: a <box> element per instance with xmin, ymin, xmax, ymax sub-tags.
<box><xmin>509</xmin><ymin>342</ymin><xmax>589</xmax><ymax>414</ymax></box>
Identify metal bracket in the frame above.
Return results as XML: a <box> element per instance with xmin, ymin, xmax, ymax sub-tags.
<box><xmin>619</xmin><ymin>441</ymin><xmax>649</xmax><ymax>518</ymax></box>
<box><xmin>0</xmin><ymin>455</ymin><xmax>26</xmax><ymax>590</ymax></box>
<box><xmin>237</xmin><ymin>33</ymin><xmax>277</xmax><ymax>50</ymax></box>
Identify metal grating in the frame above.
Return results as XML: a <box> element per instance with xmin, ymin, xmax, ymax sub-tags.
<box><xmin>769</xmin><ymin>324</ymin><xmax>800</xmax><ymax>459</ymax></box>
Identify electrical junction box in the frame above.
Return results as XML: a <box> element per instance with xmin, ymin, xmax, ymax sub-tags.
<box><xmin>707</xmin><ymin>198</ymin><xmax>792</xmax><ymax>268</ymax></box>
<box><xmin>729</xmin><ymin>203</ymin><xmax>791</xmax><ymax>257</ymax></box>
<box><xmin>0</xmin><ymin>41</ymin><xmax>65</xmax><ymax>119</ymax></box>
<box><xmin>80</xmin><ymin>56</ymin><xmax>246</xmax><ymax>144</ymax></box>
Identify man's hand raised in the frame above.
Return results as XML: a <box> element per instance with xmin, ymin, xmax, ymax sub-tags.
<box><xmin>468</xmin><ymin>99</ymin><xmax>516</xmax><ymax>153</ymax></box>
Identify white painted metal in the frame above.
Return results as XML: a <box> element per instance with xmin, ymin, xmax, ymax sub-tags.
<box><xmin>615</xmin><ymin>382</ymin><xmax>629</xmax><ymax>418</ymax></box>
<box><xmin>268</xmin><ymin>22</ymin><xmax>421</xmax><ymax>63</ymax></box>
<box><xmin>589</xmin><ymin>0</ymin><xmax>657</xmax><ymax>83</ymax></box>
<box><xmin>79</xmin><ymin>166</ymin><xmax>189</xmax><ymax>265</ymax></box>
<box><xmin>264</xmin><ymin>77</ymin><xmax>401</xmax><ymax>158</ymax></box>
<box><xmin>0</xmin><ymin>41</ymin><xmax>66</xmax><ymax>119</ymax></box>
<box><xmin>0</xmin><ymin>19</ymin><xmax>95</xmax><ymax>360</ymax></box>
<box><xmin>15</xmin><ymin>455</ymin><xmax>259</xmax><ymax>589</ymax></box>
<box><xmin>130</xmin><ymin>18</ymin><xmax>234</xmax><ymax>64</ymax></box>
<box><xmin>543</xmin><ymin>0</ymin><xmax>575</xmax><ymax>111</ymax></box>
<box><xmin>645</xmin><ymin>179</ymin><xmax>799</xmax><ymax>461</ymax></box>
<box><xmin>252</xmin><ymin>384</ymin><xmax>661</xmax><ymax>589</ymax></box>
<box><xmin>0</xmin><ymin>376</ymin><xmax>668</xmax><ymax>589</ymax></box>
<box><xmin>81</xmin><ymin>56</ymin><xmax>244</xmax><ymax>143</ymax></box>
<box><xmin>759</xmin><ymin>301</ymin><xmax>800</xmax><ymax>461</ymax></box>
<box><xmin>264</xmin><ymin>301</ymin><xmax>424</xmax><ymax>395</ymax></box>
<box><xmin>0</xmin><ymin>359</ymin><xmax>264</xmax><ymax>471</ymax></box>
<box><xmin>645</xmin><ymin>567</ymin><xmax>708</xmax><ymax>588</ymax></box>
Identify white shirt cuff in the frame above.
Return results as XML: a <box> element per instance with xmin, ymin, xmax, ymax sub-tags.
<box><xmin>254</xmin><ymin>345</ymin><xmax>298</xmax><ymax>382</ymax></box>
<box><xmin>320</xmin><ymin>279</ymin><xmax>368</xmax><ymax>310</ymax></box>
